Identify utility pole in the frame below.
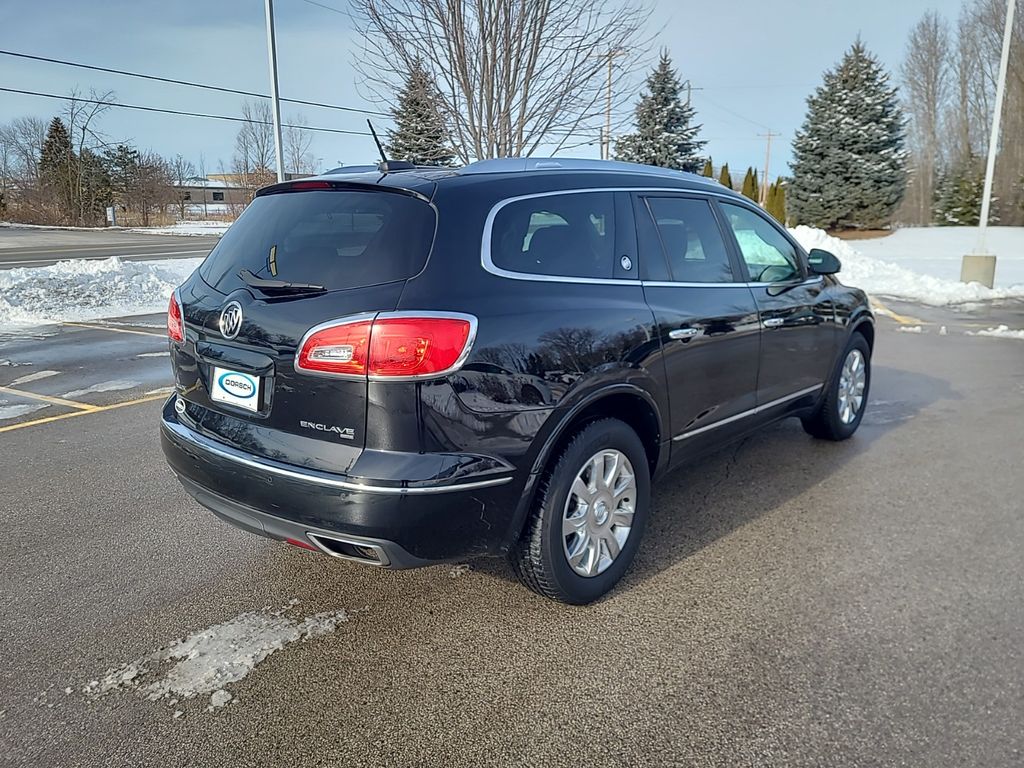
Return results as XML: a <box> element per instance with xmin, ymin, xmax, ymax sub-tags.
<box><xmin>264</xmin><ymin>0</ymin><xmax>286</xmax><ymax>182</ymax></box>
<box><xmin>602</xmin><ymin>49</ymin><xmax>625</xmax><ymax>160</ymax></box>
<box><xmin>962</xmin><ymin>0</ymin><xmax>1016</xmax><ymax>288</ymax></box>
<box><xmin>757</xmin><ymin>131</ymin><xmax>779</xmax><ymax>207</ymax></box>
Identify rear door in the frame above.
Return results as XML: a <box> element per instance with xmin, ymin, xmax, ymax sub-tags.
<box><xmin>172</xmin><ymin>183</ymin><xmax>436</xmax><ymax>467</ymax></box>
<box><xmin>634</xmin><ymin>193</ymin><xmax>761</xmax><ymax>462</ymax></box>
<box><xmin>716</xmin><ymin>200</ymin><xmax>836</xmax><ymax>406</ymax></box>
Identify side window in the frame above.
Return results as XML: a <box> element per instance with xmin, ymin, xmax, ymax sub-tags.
<box><xmin>720</xmin><ymin>202</ymin><xmax>801</xmax><ymax>283</ymax></box>
<box><xmin>212</xmin><ymin>191</ymin><xmax>225</xmax><ymax>202</ymax></box>
<box><xmin>490</xmin><ymin>192</ymin><xmax>615</xmax><ymax>279</ymax></box>
<box><xmin>644</xmin><ymin>197</ymin><xmax>733</xmax><ymax>283</ymax></box>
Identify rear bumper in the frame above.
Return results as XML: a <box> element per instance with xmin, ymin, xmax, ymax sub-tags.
<box><xmin>159</xmin><ymin>397</ymin><xmax>521</xmax><ymax>565</ymax></box>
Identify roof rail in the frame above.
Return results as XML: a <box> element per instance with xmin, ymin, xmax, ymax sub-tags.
<box><xmin>459</xmin><ymin>157</ymin><xmax>719</xmax><ymax>185</ymax></box>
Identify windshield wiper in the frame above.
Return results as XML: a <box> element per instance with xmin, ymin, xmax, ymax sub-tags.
<box><xmin>238</xmin><ymin>269</ymin><xmax>325</xmax><ymax>296</ymax></box>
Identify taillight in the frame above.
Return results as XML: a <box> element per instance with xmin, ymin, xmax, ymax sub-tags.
<box><xmin>295</xmin><ymin>313</ymin><xmax>476</xmax><ymax>380</ymax></box>
<box><xmin>167</xmin><ymin>290</ymin><xmax>184</xmax><ymax>343</ymax></box>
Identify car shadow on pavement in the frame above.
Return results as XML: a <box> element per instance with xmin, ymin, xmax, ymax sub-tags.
<box><xmin>471</xmin><ymin>365</ymin><xmax>961</xmax><ymax>598</ymax></box>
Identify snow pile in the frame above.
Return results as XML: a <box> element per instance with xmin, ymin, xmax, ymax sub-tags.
<box><xmin>0</xmin><ymin>256</ymin><xmax>201</xmax><ymax>331</ymax></box>
<box><xmin>128</xmin><ymin>221</ymin><xmax>231</xmax><ymax>237</ymax></box>
<box><xmin>789</xmin><ymin>226</ymin><xmax>1024</xmax><ymax>306</ymax></box>
<box><xmin>84</xmin><ymin>601</ymin><xmax>350</xmax><ymax>711</ymax></box>
<box><xmin>968</xmin><ymin>325</ymin><xmax>1024</xmax><ymax>340</ymax></box>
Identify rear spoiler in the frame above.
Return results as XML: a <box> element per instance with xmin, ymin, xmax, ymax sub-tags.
<box><xmin>255</xmin><ymin>177</ymin><xmax>432</xmax><ymax>202</ymax></box>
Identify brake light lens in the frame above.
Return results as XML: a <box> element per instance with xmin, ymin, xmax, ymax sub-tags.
<box><xmin>295</xmin><ymin>314</ymin><xmax>475</xmax><ymax>379</ymax></box>
<box><xmin>167</xmin><ymin>290</ymin><xmax>184</xmax><ymax>343</ymax></box>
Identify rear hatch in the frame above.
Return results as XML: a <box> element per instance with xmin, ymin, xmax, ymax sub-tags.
<box><xmin>171</xmin><ymin>180</ymin><xmax>436</xmax><ymax>471</ymax></box>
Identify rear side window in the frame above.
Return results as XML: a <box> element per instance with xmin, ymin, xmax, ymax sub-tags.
<box><xmin>199</xmin><ymin>190</ymin><xmax>436</xmax><ymax>293</ymax></box>
<box><xmin>489</xmin><ymin>192</ymin><xmax>615</xmax><ymax>279</ymax></box>
<box><xmin>644</xmin><ymin>197</ymin><xmax>733</xmax><ymax>283</ymax></box>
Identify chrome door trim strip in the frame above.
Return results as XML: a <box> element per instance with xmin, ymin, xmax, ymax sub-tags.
<box><xmin>162</xmin><ymin>418</ymin><xmax>513</xmax><ymax>494</ymax></box>
<box><xmin>672</xmin><ymin>384</ymin><xmax>823</xmax><ymax>442</ymax></box>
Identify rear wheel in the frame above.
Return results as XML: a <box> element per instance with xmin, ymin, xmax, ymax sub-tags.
<box><xmin>802</xmin><ymin>334</ymin><xmax>871</xmax><ymax>441</ymax></box>
<box><xmin>511</xmin><ymin>418</ymin><xmax>651</xmax><ymax>604</ymax></box>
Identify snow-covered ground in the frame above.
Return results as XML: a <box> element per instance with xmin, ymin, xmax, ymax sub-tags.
<box><xmin>790</xmin><ymin>226</ymin><xmax>1024</xmax><ymax>306</ymax></box>
<box><xmin>0</xmin><ymin>256</ymin><xmax>201</xmax><ymax>330</ymax></box>
<box><xmin>127</xmin><ymin>221</ymin><xmax>231</xmax><ymax>237</ymax></box>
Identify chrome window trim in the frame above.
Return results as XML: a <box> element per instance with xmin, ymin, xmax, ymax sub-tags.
<box><xmin>480</xmin><ymin>187</ymin><xmax>821</xmax><ymax>288</ymax></box>
<box><xmin>672</xmin><ymin>384</ymin><xmax>823</xmax><ymax>442</ymax></box>
<box><xmin>163</xmin><ymin>417</ymin><xmax>513</xmax><ymax>495</ymax></box>
<box><xmin>293</xmin><ymin>310</ymin><xmax>479</xmax><ymax>382</ymax></box>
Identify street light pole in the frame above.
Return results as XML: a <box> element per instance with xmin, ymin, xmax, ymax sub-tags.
<box><xmin>264</xmin><ymin>0</ymin><xmax>286</xmax><ymax>183</ymax></box>
<box><xmin>962</xmin><ymin>0</ymin><xmax>1016</xmax><ymax>288</ymax></box>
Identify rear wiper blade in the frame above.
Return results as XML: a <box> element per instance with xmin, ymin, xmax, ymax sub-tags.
<box><xmin>238</xmin><ymin>269</ymin><xmax>325</xmax><ymax>295</ymax></box>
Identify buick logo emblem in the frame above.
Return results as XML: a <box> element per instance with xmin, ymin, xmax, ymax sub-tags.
<box><xmin>219</xmin><ymin>301</ymin><xmax>243</xmax><ymax>340</ymax></box>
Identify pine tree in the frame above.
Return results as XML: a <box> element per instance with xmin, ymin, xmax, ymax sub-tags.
<box><xmin>718</xmin><ymin>163</ymin><xmax>733</xmax><ymax>190</ymax></box>
<box><xmin>386</xmin><ymin>60</ymin><xmax>456</xmax><ymax>166</ymax></box>
<box><xmin>741</xmin><ymin>167</ymin><xmax>756</xmax><ymax>200</ymax></box>
<box><xmin>790</xmin><ymin>40</ymin><xmax>907</xmax><ymax>229</ymax></box>
<box><xmin>702</xmin><ymin>158</ymin><xmax>713</xmax><ymax>177</ymax></box>
<box><xmin>933</xmin><ymin>154</ymin><xmax>988</xmax><ymax>226</ymax></box>
<box><xmin>615</xmin><ymin>51</ymin><xmax>706</xmax><ymax>173</ymax></box>
<box><xmin>767</xmin><ymin>180</ymin><xmax>787</xmax><ymax>223</ymax></box>
<box><xmin>39</xmin><ymin>117</ymin><xmax>76</xmax><ymax>222</ymax></box>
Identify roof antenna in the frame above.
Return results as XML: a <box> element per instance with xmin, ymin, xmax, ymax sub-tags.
<box><xmin>367</xmin><ymin>119</ymin><xmax>388</xmax><ymax>164</ymax></box>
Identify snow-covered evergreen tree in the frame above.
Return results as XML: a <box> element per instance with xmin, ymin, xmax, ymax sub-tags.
<box><xmin>386</xmin><ymin>60</ymin><xmax>456</xmax><ymax>166</ymax></box>
<box><xmin>790</xmin><ymin>40</ymin><xmax>907</xmax><ymax>229</ymax></box>
<box><xmin>615</xmin><ymin>52</ymin><xmax>705</xmax><ymax>173</ymax></box>
<box><xmin>39</xmin><ymin>117</ymin><xmax>76</xmax><ymax>220</ymax></box>
<box><xmin>933</xmin><ymin>154</ymin><xmax>989</xmax><ymax>226</ymax></box>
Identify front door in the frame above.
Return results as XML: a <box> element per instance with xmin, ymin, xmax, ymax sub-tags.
<box><xmin>717</xmin><ymin>201</ymin><xmax>837</xmax><ymax>407</ymax></box>
<box><xmin>634</xmin><ymin>193</ymin><xmax>761</xmax><ymax>464</ymax></box>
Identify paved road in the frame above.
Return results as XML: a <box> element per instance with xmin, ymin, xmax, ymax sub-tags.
<box><xmin>0</xmin><ymin>307</ymin><xmax>1022</xmax><ymax>767</ymax></box>
<box><xmin>0</xmin><ymin>228</ymin><xmax>219</xmax><ymax>269</ymax></box>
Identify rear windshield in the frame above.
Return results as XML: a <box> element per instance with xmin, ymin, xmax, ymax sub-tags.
<box><xmin>199</xmin><ymin>189</ymin><xmax>436</xmax><ymax>293</ymax></box>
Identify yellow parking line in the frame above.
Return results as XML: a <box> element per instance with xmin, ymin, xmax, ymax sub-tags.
<box><xmin>0</xmin><ymin>392</ymin><xmax>167</xmax><ymax>434</ymax></box>
<box><xmin>0</xmin><ymin>384</ymin><xmax>98</xmax><ymax>411</ymax></box>
<box><xmin>62</xmin><ymin>321</ymin><xmax>167</xmax><ymax>338</ymax></box>
<box><xmin>870</xmin><ymin>298</ymin><xmax>924</xmax><ymax>326</ymax></box>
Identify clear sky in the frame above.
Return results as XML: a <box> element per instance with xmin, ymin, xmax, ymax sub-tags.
<box><xmin>0</xmin><ymin>0</ymin><xmax>966</xmax><ymax>178</ymax></box>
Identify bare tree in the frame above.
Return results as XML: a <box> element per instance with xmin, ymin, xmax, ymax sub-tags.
<box><xmin>901</xmin><ymin>11</ymin><xmax>950</xmax><ymax>224</ymax></box>
<box><xmin>63</xmin><ymin>89</ymin><xmax>116</xmax><ymax>225</ymax></box>
<box><xmin>232</xmin><ymin>100</ymin><xmax>276</xmax><ymax>198</ymax></box>
<box><xmin>284</xmin><ymin>115</ymin><xmax>318</xmax><ymax>175</ymax></box>
<box><xmin>350</xmin><ymin>0</ymin><xmax>651</xmax><ymax>163</ymax></box>
<box><xmin>168</xmin><ymin>154</ymin><xmax>196</xmax><ymax>219</ymax></box>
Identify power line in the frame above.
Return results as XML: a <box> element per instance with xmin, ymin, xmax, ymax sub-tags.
<box><xmin>693</xmin><ymin>92</ymin><xmax>775</xmax><ymax>132</ymax></box>
<box><xmin>298</xmin><ymin>0</ymin><xmax>347</xmax><ymax>14</ymax></box>
<box><xmin>0</xmin><ymin>49</ymin><xmax>387</xmax><ymax>117</ymax></box>
<box><xmin>0</xmin><ymin>86</ymin><xmax>373</xmax><ymax>136</ymax></box>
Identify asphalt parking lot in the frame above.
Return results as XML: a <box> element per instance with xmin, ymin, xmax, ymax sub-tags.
<box><xmin>1</xmin><ymin>302</ymin><xmax>1022</xmax><ymax>767</ymax></box>
<box><xmin>0</xmin><ymin>227</ymin><xmax>219</xmax><ymax>269</ymax></box>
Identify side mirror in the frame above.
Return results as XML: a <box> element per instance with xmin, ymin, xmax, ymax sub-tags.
<box><xmin>808</xmin><ymin>248</ymin><xmax>841</xmax><ymax>275</ymax></box>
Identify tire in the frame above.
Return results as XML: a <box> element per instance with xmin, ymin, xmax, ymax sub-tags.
<box><xmin>802</xmin><ymin>333</ymin><xmax>871</xmax><ymax>441</ymax></box>
<box><xmin>511</xmin><ymin>418</ymin><xmax>651</xmax><ymax>604</ymax></box>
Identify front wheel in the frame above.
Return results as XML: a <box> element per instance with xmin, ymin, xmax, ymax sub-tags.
<box><xmin>802</xmin><ymin>334</ymin><xmax>871</xmax><ymax>441</ymax></box>
<box><xmin>511</xmin><ymin>418</ymin><xmax>651</xmax><ymax>604</ymax></box>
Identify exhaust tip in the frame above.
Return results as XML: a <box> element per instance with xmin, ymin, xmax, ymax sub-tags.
<box><xmin>307</xmin><ymin>534</ymin><xmax>390</xmax><ymax>566</ymax></box>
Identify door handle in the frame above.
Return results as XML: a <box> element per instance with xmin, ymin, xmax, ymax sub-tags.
<box><xmin>763</xmin><ymin>318</ymin><xmax>785</xmax><ymax>329</ymax></box>
<box><xmin>669</xmin><ymin>327</ymin><xmax>700</xmax><ymax>340</ymax></box>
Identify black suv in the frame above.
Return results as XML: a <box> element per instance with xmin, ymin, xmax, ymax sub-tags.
<box><xmin>161</xmin><ymin>158</ymin><xmax>873</xmax><ymax>604</ymax></box>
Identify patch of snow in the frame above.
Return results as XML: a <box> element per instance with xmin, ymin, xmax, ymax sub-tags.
<box><xmin>137</xmin><ymin>351</ymin><xmax>170</xmax><ymax>358</ymax></box>
<box><xmin>84</xmin><ymin>603</ymin><xmax>350</xmax><ymax>708</ymax></box>
<box><xmin>144</xmin><ymin>387</ymin><xmax>174</xmax><ymax>396</ymax></box>
<box><xmin>968</xmin><ymin>324</ymin><xmax>1024</xmax><ymax>340</ymax></box>
<box><xmin>789</xmin><ymin>226</ymin><xmax>1024</xmax><ymax>306</ymax></box>
<box><xmin>127</xmin><ymin>221</ymin><xmax>230</xmax><ymax>237</ymax></box>
<box><xmin>939</xmin><ymin>325</ymin><xmax>948</xmax><ymax>335</ymax></box>
<box><xmin>896</xmin><ymin>325</ymin><xmax>923</xmax><ymax>333</ymax></box>
<box><xmin>62</xmin><ymin>379</ymin><xmax>140</xmax><ymax>399</ymax></box>
<box><xmin>10</xmin><ymin>369</ymin><xmax>60</xmax><ymax>385</ymax></box>
<box><xmin>0</xmin><ymin>257</ymin><xmax>200</xmax><ymax>332</ymax></box>
<box><xmin>0</xmin><ymin>402</ymin><xmax>47</xmax><ymax>421</ymax></box>
<box><xmin>449</xmin><ymin>564</ymin><xmax>471</xmax><ymax>578</ymax></box>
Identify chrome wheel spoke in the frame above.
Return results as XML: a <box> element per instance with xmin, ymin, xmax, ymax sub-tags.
<box><xmin>837</xmin><ymin>349</ymin><xmax>867</xmax><ymax>424</ymax></box>
<box><xmin>562</xmin><ymin>448</ymin><xmax>637</xmax><ymax>578</ymax></box>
